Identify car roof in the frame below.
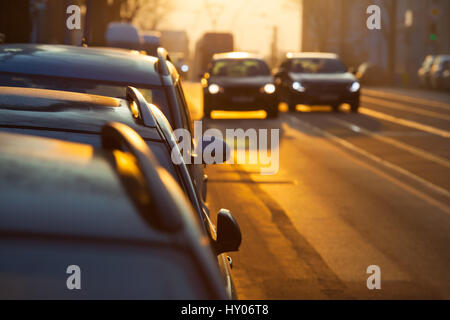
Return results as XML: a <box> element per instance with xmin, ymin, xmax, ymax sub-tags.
<box><xmin>0</xmin><ymin>44</ymin><xmax>163</xmax><ymax>86</ymax></box>
<box><xmin>213</xmin><ymin>52</ymin><xmax>265</xmax><ymax>61</ymax></box>
<box><xmin>0</xmin><ymin>131</ymin><xmax>168</xmax><ymax>242</ymax></box>
<box><xmin>0</xmin><ymin>129</ymin><xmax>228</xmax><ymax>299</ymax></box>
<box><xmin>0</xmin><ymin>86</ymin><xmax>161</xmax><ymax>141</ymax></box>
<box><xmin>286</xmin><ymin>52</ymin><xmax>340</xmax><ymax>59</ymax></box>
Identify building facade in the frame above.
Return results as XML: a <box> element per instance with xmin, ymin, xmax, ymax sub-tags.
<box><xmin>301</xmin><ymin>0</ymin><xmax>450</xmax><ymax>86</ymax></box>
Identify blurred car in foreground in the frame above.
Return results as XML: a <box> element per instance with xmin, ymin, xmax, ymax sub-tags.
<box><xmin>418</xmin><ymin>55</ymin><xmax>436</xmax><ymax>88</ymax></box>
<box><xmin>0</xmin><ymin>126</ymin><xmax>229</xmax><ymax>299</ymax></box>
<box><xmin>0</xmin><ymin>86</ymin><xmax>241</xmax><ymax>299</ymax></box>
<box><xmin>430</xmin><ymin>54</ymin><xmax>450</xmax><ymax>90</ymax></box>
<box><xmin>356</xmin><ymin>62</ymin><xmax>388</xmax><ymax>86</ymax></box>
<box><xmin>0</xmin><ymin>44</ymin><xmax>206</xmax><ymax>199</ymax></box>
<box><xmin>274</xmin><ymin>52</ymin><xmax>361</xmax><ymax>113</ymax></box>
<box><xmin>201</xmin><ymin>52</ymin><xmax>279</xmax><ymax>118</ymax></box>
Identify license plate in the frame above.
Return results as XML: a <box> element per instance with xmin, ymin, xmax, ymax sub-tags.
<box><xmin>232</xmin><ymin>96</ymin><xmax>255</xmax><ymax>103</ymax></box>
<box><xmin>320</xmin><ymin>94</ymin><xmax>338</xmax><ymax>101</ymax></box>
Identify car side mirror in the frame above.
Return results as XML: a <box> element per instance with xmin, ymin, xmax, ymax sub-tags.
<box><xmin>214</xmin><ymin>209</ymin><xmax>242</xmax><ymax>255</ymax></box>
<box><xmin>348</xmin><ymin>67</ymin><xmax>356</xmax><ymax>75</ymax></box>
<box><xmin>201</xmin><ymin>135</ymin><xmax>230</xmax><ymax>165</ymax></box>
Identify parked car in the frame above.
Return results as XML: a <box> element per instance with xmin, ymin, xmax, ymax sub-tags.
<box><xmin>201</xmin><ymin>52</ymin><xmax>278</xmax><ymax>118</ymax></box>
<box><xmin>274</xmin><ymin>52</ymin><xmax>360</xmax><ymax>113</ymax></box>
<box><xmin>429</xmin><ymin>54</ymin><xmax>450</xmax><ymax>90</ymax></box>
<box><xmin>417</xmin><ymin>55</ymin><xmax>436</xmax><ymax>88</ymax></box>
<box><xmin>0</xmin><ymin>44</ymin><xmax>205</xmax><ymax>201</ymax></box>
<box><xmin>0</xmin><ymin>86</ymin><xmax>241</xmax><ymax>299</ymax></box>
<box><xmin>0</xmin><ymin>126</ymin><xmax>231</xmax><ymax>299</ymax></box>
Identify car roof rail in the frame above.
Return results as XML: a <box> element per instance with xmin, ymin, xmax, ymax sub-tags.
<box><xmin>101</xmin><ymin>122</ymin><xmax>184</xmax><ymax>233</ymax></box>
<box><xmin>156</xmin><ymin>47</ymin><xmax>171</xmax><ymax>76</ymax></box>
<box><xmin>126</xmin><ymin>86</ymin><xmax>157</xmax><ymax>127</ymax></box>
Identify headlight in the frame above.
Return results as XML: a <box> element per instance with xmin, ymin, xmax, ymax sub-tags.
<box><xmin>349</xmin><ymin>82</ymin><xmax>361</xmax><ymax>92</ymax></box>
<box><xmin>181</xmin><ymin>64</ymin><xmax>189</xmax><ymax>73</ymax></box>
<box><xmin>263</xmin><ymin>83</ymin><xmax>276</xmax><ymax>94</ymax></box>
<box><xmin>208</xmin><ymin>84</ymin><xmax>220</xmax><ymax>94</ymax></box>
<box><xmin>292</xmin><ymin>81</ymin><xmax>306</xmax><ymax>92</ymax></box>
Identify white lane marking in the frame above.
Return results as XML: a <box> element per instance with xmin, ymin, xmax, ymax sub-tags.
<box><xmin>362</xmin><ymin>88</ymin><xmax>450</xmax><ymax>111</ymax></box>
<box><xmin>360</xmin><ymin>108</ymin><xmax>450</xmax><ymax>138</ymax></box>
<box><xmin>330</xmin><ymin>117</ymin><xmax>450</xmax><ymax>169</ymax></box>
<box><xmin>286</xmin><ymin>116</ymin><xmax>450</xmax><ymax>215</ymax></box>
<box><xmin>362</xmin><ymin>96</ymin><xmax>450</xmax><ymax>121</ymax></box>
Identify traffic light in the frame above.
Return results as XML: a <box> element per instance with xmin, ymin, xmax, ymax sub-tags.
<box><xmin>429</xmin><ymin>23</ymin><xmax>437</xmax><ymax>41</ymax></box>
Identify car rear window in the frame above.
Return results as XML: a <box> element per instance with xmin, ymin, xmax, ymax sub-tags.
<box><xmin>290</xmin><ymin>58</ymin><xmax>348</xmax><ymax>74</ymax></box>
<box><xmin>0</xmin><ymin>239</ymin><xmax>210</xmax><ymax>299</ymax></box>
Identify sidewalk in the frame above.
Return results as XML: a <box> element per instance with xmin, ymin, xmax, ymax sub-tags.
<box><xmin>362</xmin><ymin>87</ymin><xmax>450</xmax><ymax>108</ymax></box>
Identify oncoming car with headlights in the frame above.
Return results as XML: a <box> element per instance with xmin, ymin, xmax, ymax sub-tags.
<box><xmin>201</xmin><ymin>52</ymin><xmax>279</xmax><ymax>118</ymax></box>
<box><xmin>274</xmin><ymin>52</ymin><xmax>361</xmax><ymax>113</ymax></box>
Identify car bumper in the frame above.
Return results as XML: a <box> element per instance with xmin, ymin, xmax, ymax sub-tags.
<box><xmin>205</xmin><ymin>91</ymin><xmax>278</xmax><ymax>110</ymax></box>
<box><xmin>288</xmin><ymin>89</ymin><xmax>360</xmax><ymax>105</ymax></box>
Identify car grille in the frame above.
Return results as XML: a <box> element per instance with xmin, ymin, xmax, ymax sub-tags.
<box><xmin>224</xmin><ymin>86</ymin><xmax>261</xmax><ymax>96</ymax></box>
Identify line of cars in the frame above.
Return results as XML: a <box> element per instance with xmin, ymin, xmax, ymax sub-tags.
<box><xmin>0</xmin><ymin>44</ymin><xmax>242</xmax><ymax>299</ymax></box>
<box><xmin>418</xmin><ymin>54</ymin><xmax>450</xmax><ymax>90</ymax></box>
<box><xmin>201</xmin><ymin>52</ymin><xmax>361</xmax><ymax>118</ymax></box>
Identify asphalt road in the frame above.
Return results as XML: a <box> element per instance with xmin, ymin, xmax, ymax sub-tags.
<box><xmin>183</xmin><ymin>82</ymin><xmax>450</xmax><ymax>300</ymax></box>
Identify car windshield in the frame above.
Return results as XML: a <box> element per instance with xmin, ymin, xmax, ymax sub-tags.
<box><xmin>290</xmin><ymin>58</ymin><xmax>348</xmax><ymax>74</ymax></box>
<box><xmin>0</xmin><ymin>72</ymin><xmax>171</xmax><ymax>122</ymax></box>
<box><xmin>211</xmin><ymin>59</ymin><xmax>270</xmax><ymax>77</ymax></box>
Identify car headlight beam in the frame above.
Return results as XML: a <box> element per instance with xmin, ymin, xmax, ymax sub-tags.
<box><xmin>292</xmin><ymin>81</ymin><xmax>306</xmax><ymax>92</ymax></box>
<box><xmin>263</xmin><ymin>83</ymin><xmax>276</xmax><ymax>94</ymax></box>
<box><xmin>208</xmin><ymin>84</ymin><xmax>220</xmax><ymax>95</ymax></box>
<box><xmin>349</xmin><ymin>82</ymin><xmax>361</xmax><ymax>92</ymax></box>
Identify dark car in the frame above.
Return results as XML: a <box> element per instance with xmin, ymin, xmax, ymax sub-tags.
<box><xmin>0</xmin><ymin>86</ymin><xmax>241</xmax><ymax>299</ymax></box>
<box><xmin>0</xmin><ymin>44</ymin><xmax>205</xmax><ymax>202</ymax></box>
<box><xmin>201</xmin><ymin>52</ymin><xmax>279</xmax><ymax>118</ymax></box>
<box><xmin>274</xmin><ymin>52</ymin><xmax>361</xmax><ymax>113</ymax></box>
<box><xmin>0</xmin><ymin>126</ymin><xmax>231</xmax><ymax>299</ymax></box>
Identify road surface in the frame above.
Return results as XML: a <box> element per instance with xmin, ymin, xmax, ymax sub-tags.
<box><xmin>183</xmin><ymin>82</ymin><xmax>450</xmax><ymax>300</ymax></box>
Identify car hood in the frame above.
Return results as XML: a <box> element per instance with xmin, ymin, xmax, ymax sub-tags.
<box><xmin>289</xmin><ymin>72</ymin><xmax>356</xmax><ymax>83</ymax></box>
<box><xmin>209</xmin><ymin>76</ymin><xmax>274</xmax><ymax>87</ymax></box>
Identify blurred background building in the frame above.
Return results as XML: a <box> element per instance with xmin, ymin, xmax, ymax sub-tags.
<box><xmin>1</xmin><ymin>0</ymin><xmax>448</xmax><ymax>87</ymax></box>
<box><xmin>302</xmin><ymin>0</ymin><xmax>450</xmax><ymax>86</ymax></box>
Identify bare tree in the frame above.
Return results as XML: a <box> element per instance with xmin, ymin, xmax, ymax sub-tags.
<box><xmin>121</xmin><ymin>0</ymin><xmax>174</xmax><ymax>31</ymax></box>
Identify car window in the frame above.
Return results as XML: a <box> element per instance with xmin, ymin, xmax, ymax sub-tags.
<box><xmin>0</xmin><ymin>72</ymin><xmax>172</xmax><ymax>124</ymax></box>
<box><xmin>211</xmin><ymin>59</ymin><xmax>270</xmax><ymax>77</ymax></box>
<box><xmin>0</xmin><ymin>241</ymin><xmax>210</xmax><ymax>299</ymax></box>
<box><xmin>290</xmin><ymin>58</ymin><xmax>348</xmax><ymax>74</ymax></box>
<box><xmin>174</xmin><ymin>82</ymin><xmax>193</xmax><ymax>133</ymax></box>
